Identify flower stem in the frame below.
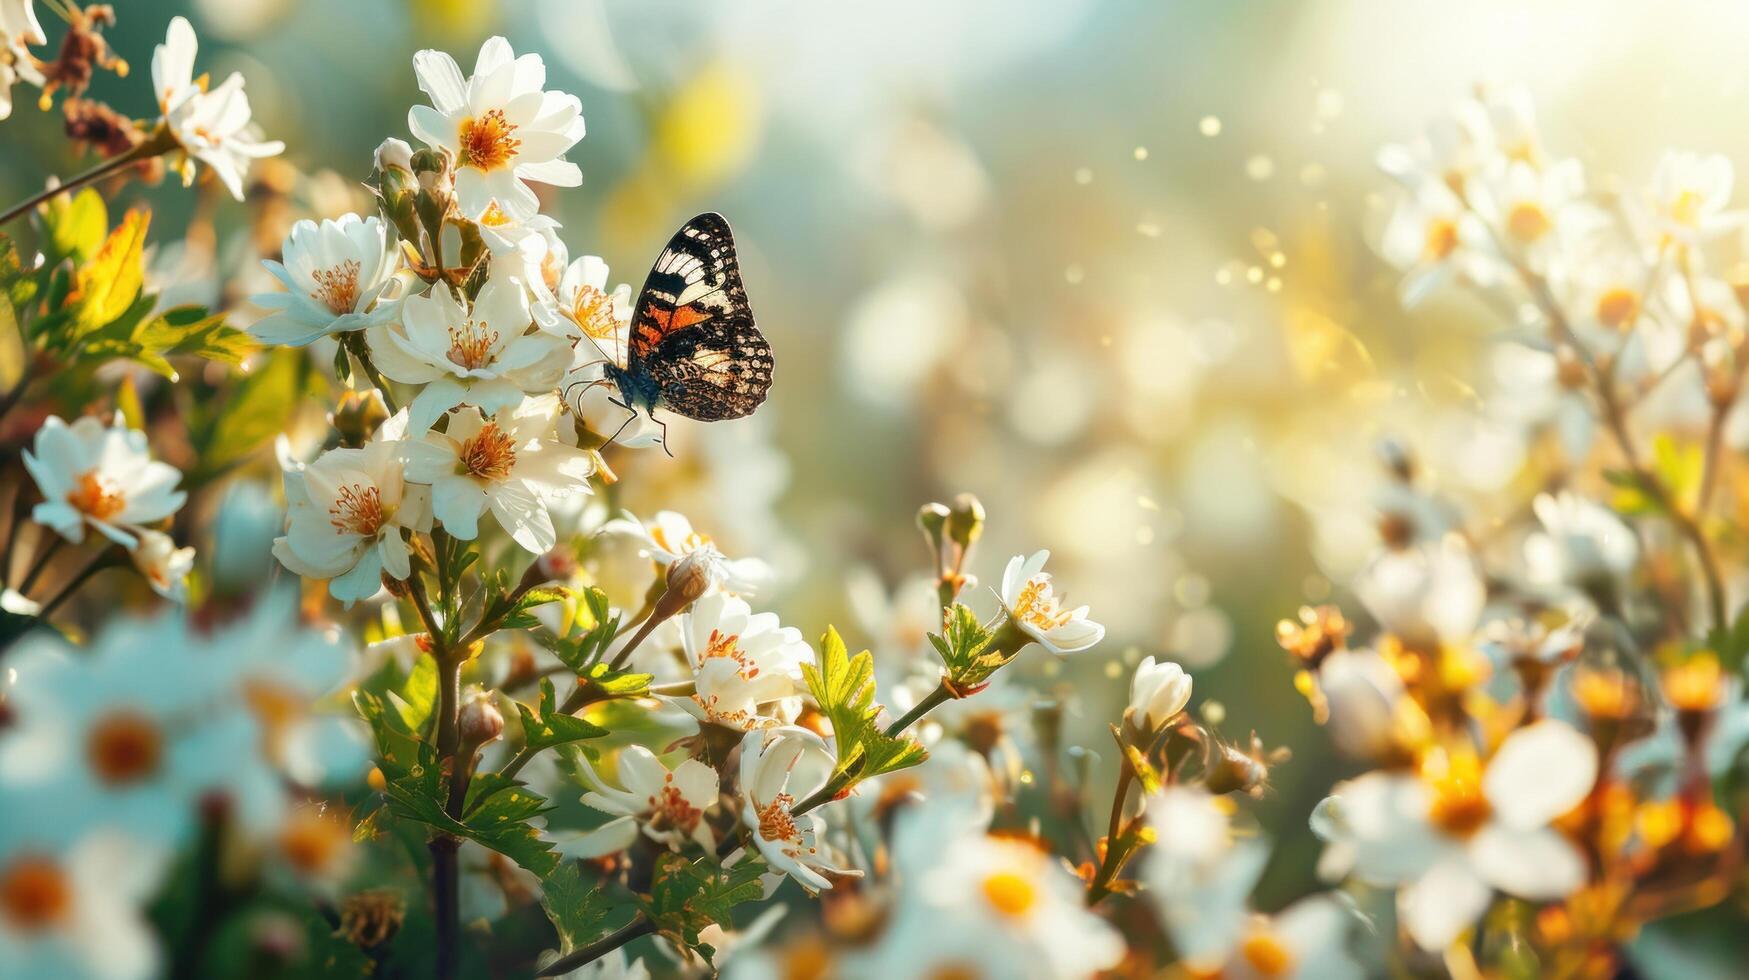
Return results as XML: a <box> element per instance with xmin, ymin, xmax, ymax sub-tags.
<box><xmin>0</xmin><ymin>132</ymin><xmax>172</xmax><ymax>228</ymax></box>
<box><xmin>343</xmin><ymin>332</ymin><xmax>399</xmax><ymax>414</ymax></box>
<box><xmin>33</xmin><ymin>549</ymin><xmax>115</xmax><ymax>620</ymax></box>
<box><xmin>16</xmin><ymin>535</ymin><xmax>63</xmax><ymax>595</ymax></box>
<box><xmin>535</xmin><ymin>918</ymin><xmax>657</xmax><ymax>977</ymax></box>
<box><xmin>884</xmin><ymin>682</ymin><xmax>953</xmax><ymax>739</ymax></box>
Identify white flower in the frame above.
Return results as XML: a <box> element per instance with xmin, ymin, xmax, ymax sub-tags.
<box><xmin>128</xmin><ymin>530</ymin><xmax>194</xmax><ymax>602</ymax></box>
<box><xmin>0</xmin><ymin>825</ymin><xmax>167</xmax><ymax>980</ymax></box>
<box><xmin>1523</xmin><ymin>491</ymin><xmax>1638</xmax><ymax>590</ymax></box>
<box><xmin>1145</xmin><ymin>786</ymin><xmax>1269</xmax><ymax>966</ymax></box>
<box><xmin>271</xmin><ymin>412</ymin><xmax>429</xmax><ymax>604</ymax></box>
<box><xmin>367</xmin><ymin>272</ymin><xmax>570</xmax><ymax>434</ymax></box>
<box><xmin>22</xmin><ymin>415</ymin><xmax>186</xmax><ymax>550</ymax></box>
<box><xmin>407</xmin><ymin>36</ymin><xmax>586</xmax><ymax>217</ymax></box>
<box><xmin>572</xmin><ymin>745</ymin><xmax>718</xmax><ymax>852</ymax></box>
<box><xmin>0</xmin><ymin>0</ymin><xmax>45</xmax><ymax>122</ymax></box>
<box><xmin>1128</xmin><ymin>656</ymin><xmax>1192</xmax><ymax>734</ymax></box>
<box><xmin>996</xmin><ymin>550</ymin><xmax>1104</xmax><ymax>655</ymax></box>
<box><xmin>1376</xmin><ymin>183</ymin><xmax>1497</xmax><ymax>307</ymax></box>
<box><xmin>1189</xmin><ymin>896</ymin><xmax>1365</xmax><ymax>980</ymax></box>
<box><xmin>1317</xmin><ymin>648</ymin><xmax>1406</xmax><ymax>760</ymax></box>
<box><xmin>403</xmin><ymin>394</ymin><xmax>594</xmax><ymax>554</ymax></box>
<box><xmin>375</xmin><ymin>137</ymin><xmax>413</xmax><ymax>172</ymax></box>
<box><xmin>250</xmin><ymin>214</ymin><xmax>402</xmax><ymax>347</ymax></box>
<box><xmin>562</xmin><ymin>357</ymin><xmax>664</xmax><ymax>449</ymax></box>
<box><xmin>1352</xmin><ymin>534</ymin><xmax>1483</xmax><ymax>648</ymax></box>
<box><xmin>151</xmin><ymin>17</ymin><xmax>284</xmax><ymax>200</ymax></box>
<box><xmin>1646</xmin><ymin>150</ymin><xmax>1745</xmax><ymax>245</ymax></box>
<box><xmin>737</xmin><ymin>726</ymin><xmax>853</xmax><ymax>891</ymax></box>
<box><xmin>548</xmin><ymin>254</ymin><xmax>632</xmax><ymax>350</ymax></box>
<box><xmin>1471</xmin><ymin>158</ymin><xmax>1586</xmax><ymax>272</ymax></box>
<box><xmin>1314</xmin><ymin>719</ymin><xmax>1598</xmax><ymax>952</ymax></box>
<box><xmin>602</xmin><ymin>510</ymin><xmax>770</xmax><ymax>595</ymax></box>
<box><xmin>672</xmin><ymin>593</ymin><xmax>811</xmax><ymax>731</ymax></box>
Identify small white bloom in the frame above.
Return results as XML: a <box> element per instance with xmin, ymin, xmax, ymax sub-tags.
<box><xmin>737</xmin><ymin>726</ymin><xmax>853</xmax><ymax>891</ymax></box>
<box><xmin>1376</xmin><ymin>183</ymin><xmax>1497</xmax><ymax>307</ymax></box>
<box><xmin>151</xmin><ymin>17</ymin><xmax>284</xmax><ymax>200</ymax></box>
<box><xmin>602</xmin><ymin>510</ymin><xmax>770</xmax><ymax>595</ymax></box>
<box><xmin>1352</xmin><ymin>534</ymin><xmax>1483</xmax><ymax>648</ymax></box>
<box><xmin>1471</xmin><ymin>158</ymin><xmax>1586</xmax><ymax>272</ymax></box>
<box><xmin>22</xmin><ymin>415</ymin><xmax>186</xmax><ymax>550</ymax></box>
<box><xmin>547</xmin><ymin>254</ymin><xmax>633</xmax><ymax>350</ymax></box>
<box><xmin>367</xmin><ymin>271</ymin><xmax>570</xmax><ymax>434</ymax></box>
<box><xmin>0</xmin><ymin>825</ymin><xmax>167</xmax><ymax>980</ymax></box>
<box><xmin>374</xmin><ymin>137</ymin><xmax>413</xmax><ymax>172</ymax></box>
<box><xmin>1646</xmin><ymin>150</ymin><xmax>1745</xmax><ymax>245</ymax></box>
<box><xmin>672</xmin><ymin>592</ymin><xmax>811</xmax><ymax>732</ymax></box>
<box><xmin>996</xmin><ymin>550</ymin><xmax>1104</xmax><ymax>655</ymax></box>
<box><xmin>402</xmin><ymin>394</ymin><xmax>594</xmax><ymax>554</ymax></box>
<box><xmin>407</xmin><ymin>36</ymin><xmax>586</xmax><ymax>217</ymax></box>
<box><xmin>1128</xmin><ymin>656</ymin><xmax>1192</xmax><ymax>734</ymax></box>
<box><xmin>1523</xmin><ymin>490</ymin><xmax>1638</xmax><ymax>589</ymax></box>
<box><xmin>271</xmin><ymin>412</ymin><xmax>430</xmax><ymax>604</ymax></box>
<box><xmin>250</xmin><ymin>214</ymin><xmax>402</xmax><ymax>347</ymax></box>
<box><xmin>128</xmin><ymin>530</ymin><xmax>194</xmax><ymax>602</ymax></box>
<box><xmin>573</xmin><ymin>745</ymin><xmax>718</xmax><ymax>852</ymax></box>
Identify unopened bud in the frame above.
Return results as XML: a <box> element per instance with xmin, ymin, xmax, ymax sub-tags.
<box><xmin>1554</xmin><ymin>345</ymin><xmax>1588</xmax><ymax>390</ymax></box>
<box><xmin>458</xmin><ymin>694</ymin><xmax>504</xmax><ymax>746</ymax></box>
<box><xmin>374</xmin><ymin>137</ymin><xmax>413</xmax><ymax>173</ymax></box>
<box><xmin>1203</xmin><ymin>733</ymin><xmax>1285</xmax><ymax>796</ymax></box>
<box><xmin>656</xmin><ymin>551</ymin><xmax>715</xmax><ymax>619</ymax></box>
<box><xmin>917</xmin><ymin>502</ymin><xmax>950</xmax><ymax>541</ymax></box>
<box><xmin>946</xmin><ymin>493</ymin><xmax>985</xmax><ymax>549</ymax></box>
<box><xmin>1124</xmin><ymin>657</ymin><xmax>1192</xmax><ymax>743</ymax></box>
<box><xmin>535</xmin><ymin>546</ymin><xmax>578</xmax><ymax>583</ymax></box>
<box><xmin>330</xmin><ymin>388</ymin><xmax>390</xmax><ymax>447</ymax></box>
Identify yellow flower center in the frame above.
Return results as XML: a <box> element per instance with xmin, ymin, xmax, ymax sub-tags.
<box><xmin>1506</xmin><ymin>202</ymin><xmax>1553</xmax><ymax>243</ymax></box>
<box><xmin>980</xmin><ymin>870</ymin><xmax>1037</xmax><ymax>919</ymax></box>
<box><xmin>1011</xmin><ymin>576</ymin><xmax>1073</xmax><ymax>632</ymax></box>
<box><xmin>1240</xmin><ymin>929</ymin><xmax>1295</xmax><ymax>976</ymax></box>
<box><xmin>569</xmin><ymin>285</ymin><xmax>620</xmax><ymax>342</ymax></box>
<box><xmin>0</xmin><ymin>856</ymin><xmax>71</xmax><ymax>931</ymax></box>
<box><xmin>328</xmin><ymin>483</ymin><xmax>387</xmax><ymax>536</ymax></box>
<box><xmin>1595</xmin><ymin>287</ymin><xmax>1640</xmax><ymax>331</ymax></box>
<box><xmin>478</xmin><ymin>201</ymin><xmax>512</xmax><ymax>228</ymax></box>
<box><xmin>1670</xmin><ymin>189</ymin><xmax>1704</xmax><ymax>227</ymax></box>
<box><xmin>1664</xmin><ymin>654</ymin><xmax>1724</xmax><ymax>713</ymax></box>
<box><xmin>311</xmin><ymin>259</ymin><xmax>362</xmax><ymax>315</ymax></box>
<box><xmin>459</xmin><ymin>422</ymin><xmax>517</xmax><ymax>481</ymax></box>
<box><xmin>1424</xmin><ymin>751</ymin><xmax>1491</xmax><ymax>837</ymax></box>
<box><xmin>457</xmin><ymin>108</ymin><xmax>521</xmax><ymax>171</ymax></box>
<box><xmin>446</xmin><ymin>320</ymin><xmax>499</xmax><ymax>370</ymax></box>
<box><xmin>279</xmin><ymin>808</ymin><xmax>351</xmax><ymax>876</ymax></box>
<box><xmin>86</xmin><ymin>709</ymin><xmax>163</xmax><ymax>786</ymax></box>
<box><xmin>756</xmin><ymin>792</ymin><xmax>798</xmax><ymax>842</ymax></box>
<box><xmin>1423</xmin><ymin>218</ymin><xmax>1460</xmax><ymax>261</ymax></box>
<box><xmin>67</xmin><ymin>470</ymin><xmax>125</xmax><ymax>521</ymax></box>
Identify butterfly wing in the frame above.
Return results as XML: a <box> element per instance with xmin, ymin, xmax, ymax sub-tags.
<box><xmin>626</xmin><ymin>212</ymin><xmax>773</xmax><ymax>420</ymax></box>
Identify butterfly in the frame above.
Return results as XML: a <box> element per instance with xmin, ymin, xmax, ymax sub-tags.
<box><xmin>582</xmin><ymin>212</ymin><xmax>773</xmax><ymax>454</ymax></box>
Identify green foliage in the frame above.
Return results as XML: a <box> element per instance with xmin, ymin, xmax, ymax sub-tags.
<box><xmin>394</xmin><ymin>653</ymin><xmax>439</xmax><ymax>732</ymax></box>
<box><xmin>354</xmin><ymin>690</ymin><xmax>425</xmax><ymax>782</ymax></box>
<box><xmin>1607</xmin><ymin>434</ymin><xmax>1702</xmax><ymax>516</ymax></box>
<box><xmin>383</xmin><ymin>758</ymin><xmax>560</xmax><ymax>877</ymax></box>
<box><xmin>1706</xmin><ymin>603</ymin><xmax>1749</xmax><ymax>674</ymax></box>
<box><xmin>928</xmin><ymin>601</ymin><xmax>1005</xmax><ymax>690</ymax></box>
<box><xmin>802</xmin><ymin>626</ymin><xmax>927</xmax><ymax>784</ymax></box>
<box><xmin>541</xmin><ymin>587</ymin><xmax>624</xmax><ymax>673</ymax></box>
<box><xmin>515</xmin><ymin>677</ymin><xmax>610</xmax><ymax>753</ymax></box>
<box><xmin>539</xmin><ymin>862</ymin><xmax>613</xmax><ymax>957</ymax></box>
<box><xmin>189</xmin><ymin>348</ymin><xmax>311</xmax><ymax>482</ymax></box>
<box><xmin>640</xmin><ymin>852</ymin><xmax>766</xmax><ymax>956</ymax></box>
<box><xmin>37</xmin><ymin>187</ymin><xmax>107</xmax><ymax>264</ymax></box>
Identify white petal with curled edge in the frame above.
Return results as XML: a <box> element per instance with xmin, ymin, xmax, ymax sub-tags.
<box><xmin>1483</xmin><ymin>719</ymin><xmax>1598</xmax><ymax>830</ymax></box>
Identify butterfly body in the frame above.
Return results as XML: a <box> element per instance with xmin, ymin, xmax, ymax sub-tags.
<box><xmin>606</xmin><ymin>213</ymin><xmax>773</xmax><ymax>429</ymax></box>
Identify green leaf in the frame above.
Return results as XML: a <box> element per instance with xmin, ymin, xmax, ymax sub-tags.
<box><xmin>641</xmin><ymin>852</ymin><xmax>766</xmax><ymax>950</ymax></box>
<box><xmin>0</xmin><ymin>297</ymin><xmax>22</xmax><ymax>394</ymax></box>
<box><xmin>515</xmin><ymin>677</ymin><xmax>609</xmax><ymax>753</ymax></box>
<box><xmin>383</xmin><ymin>760</ymin><xmax>559</xmax><ymax>876</ymax></box>
<box><xmin>194</xmin><ymin>348</ymin><xmax>306</xmax><ymax>479</ymax></box>
<box><xmin>354</xmin><ymin>690</ymin><xmax>424</xmax><ymax>781</ymax></box>
<box><xmin>547</xmin><ymin>587</ymin><xmax>621</xmax><ymax>673</ymax></box>
<box><xmin>497</xmin><ymin>585</ymin><xmax>574</xmax><ymax>631</ymax></box>
<box><xmin>136</xmin><ymin>305</ymin><xmax>256</xmax><ymax>366</ymax></box>
<box><xmin>802</xmin><ymin>627</ymin><xmax>927</xmax><ymax>784</ymax></box>
<box><xmin>69</xmin><ymin>208</ymin><xmax>149</xmax><ymax>336</ymax></box>
<box><xmin>577</xmin><ymin>662</ymin><xmax>652</xmax><ymax>698</ymax></box>
<box><xmin>539</xmin><ymin>862</ymin><xmax>613</xmax><ymax>956</ymax></box>
<box><xmin>394</xmin><ymin>652</ymin><xmax>439</xmax><ymax>732</ymax></box>
<box><xmin>928</xmin><ymin>602</ymin><xmax>1005</xmax><ymax>691</ymax></box>
<box><xmin>37</xmin><ymin>188</ymin><xmax>107</xmax><ymax>264</ymax></box>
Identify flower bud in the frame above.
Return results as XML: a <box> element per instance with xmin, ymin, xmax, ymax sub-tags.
<box><xmin>917</xmin><ymin>502</ymin><xmax>950</xmax><ymax>544</ymax></box>
<box><xmin>374</xmin><ymin>137</ymin><xmax>413</xmax><ymax>173</ymax></box>
<box><xmin>535</xmin><ymin>545</ymin><xmax>578</xmax><ymax>583</ymax></box>
<box><xmin>458</xmin><ymin>693</ymin><xmax>505</xmax><ymax>746</ymax></box>
<box><xmin>946</xmin><ymin>492</ymin><xmax>985</xmax><ymax>549</ymax></box>
<box><xmin>410</xmin><ymin>147</ymin><xmax>454</xmax><ymax>250</ymax></box>
<box><xmin>655</xmin><ymin>550</ymin><xmax>715</xmax><ymax>619</ymax></box>
<box><xmin>330</xmin><ymin>388</ymin><xmax>390</xmax><ymax>447</ymax></box>
<box><xmin>1124</xmin><ymin>657</ymin><xmax>1191</xmax><ymax>741</ymax></box>
<box><xmin>1203</xmin><ymin>732</ymin><xmax>1287</xmax><ymax>797</ymax></box>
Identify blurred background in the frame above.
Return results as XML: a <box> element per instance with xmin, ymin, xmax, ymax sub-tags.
<box><xmin>9</xmin><ymin>0</ymin><xmax>1749</xmax><ymax>911</ymax></box>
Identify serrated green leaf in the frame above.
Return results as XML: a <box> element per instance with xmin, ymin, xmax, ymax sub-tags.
<box><xmin>928</xmin><ymin>601</ymin><xmax>1006</xmax><ymax>690</ymax></box>
<box><xmin>516</xmin><ymin>677</ymin><xmax>609</xmax><ymax>753</ymax></box>
<box><xmin>539</xmin><ymin>862</ymin><xmax>612</xmax><ymax>956</ymax></box>
<box><xmin>641</xmin><ymin>853</ymin><xmax>766</xmax><ymax>950</ymax></box>
<box><xmin>577</xmin><ymin>662</ymin><xmax>652</xmax><ymax>697</ymax></box>
<box><xmin>547</xmin><ymin>587</ymin><xmax>621</xmax><ymax>672</ymax></box>
<box><xmin>354</xmin><ymin>690</ymin><xmax>424</xmax><ymax>781</ymax></box>
<box><xmin>395</xmin><ymin>653</ymin><xmax>439</xmax><ymax>732</ymax></box>
<box><xmin>384</xmin><ymin>761</ymin><xmax>559</xmax><ymax>876</ymax></box>
<box><xmin>802</xmin><ymin>626</ymin><xmax>927</xmax><ymax>784</ymax></box>
<box><xmin>136</xmin><ymin>305</ymin><xmax>256</xmax><ymax>366</ymax></box>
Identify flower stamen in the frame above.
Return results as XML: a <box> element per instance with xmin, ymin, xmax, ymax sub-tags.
<box><xmin>457</xmin><ymin>109</ymin><xmax>521</xmax><ymax>171</ymax></box>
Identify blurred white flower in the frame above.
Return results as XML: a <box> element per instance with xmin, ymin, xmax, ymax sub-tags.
<box><xmin>1317</xmin><ymin>648</ymin><xmax>1406</xmax><ymax>759</ymax></box>
<box><xmin>151</xmin><ymin>16</ymin><xmax>285</xmax><ymax>199</ymax></box>
<box><xmin>1145</xmin><ymin>786</ymin><xmax>1270</xmax><ymax>967</ymax></box>
<box><xmin>250</xmin><ymin>214</ymin><xmax>402</xmax><ymax>347</ymax></box>
<box><xmin>403</xmin><ymin>394</ymin><xmax>594</xmax><ymax>553</ymax></box>
<box><xmin>271</xmin><ymin>412</ymin><xmax>429</xmax><ymax>604</ymax></box>
<box><xmin>1127</xmin><ymin>656</ymin><xmax>1191</xmax><ymax>735</ymax></box>
<box><xmin>997</xmin><ymin>550</ymin><xmax>1104</xmax><ymax>655</ymax></box>
<box><xmin>572</xmin><ymin>745</ymin><xmax>719</xmax><ymax>852</ymax></box>
<box><xmin>672</xmin><ymin>592</ymin><xmax>810</xmax><ymax>732</ymax></box>
<box><xmin>0</xmin><ymin>0</ymin><xmax>45</xmax><ymax>121</ymax></box>
<box><xmin>23</xmin><ymin>415</ymin><xmax>186</xmax><ymax>550</ymax></box>
<box><xmin>1187</xmin><ymin>895</ymin><xmax>1365</xmax><ymax>980</ymax></box>
<box><xmin>367</xmin><ymin>272</ymin><xmax>570</xmax><ymax>434</ymax></box>
<box><xmin>407</xmin><ymin>36</ymin><xmax>586</xmax><ymax>216</ymax></box>
<box><xmin>1523</xmin><ymin>491</ymin><xmax>1638</xmax><ymax>590</ymax></box>
<box><xmin>602</xmin><ymin>510</ymin><xmax>770</xmax><ymax>595</ymax></box>
<box><xmin>1376</xmin><ymin>183</ymin><xmax>1496</xmax><ymax>307</ymax></box>
<box><xmin>1645</xmin><ymin>150</ymin><xmax>1745</xmax><ymax>246</ymax></box>
<box><xmin>1470</xmin><ymin>158</ymin><xmax>1586</xmax><ymax>272</ymax></box>
<box><xmin>1315</xmin><ymin>719</ymin><xmax>1597</xmax><ymax>952</ymax></box>
<box><xmin>737</xmin><ymin>726</ymin><xmax>850</xmax><ymax>891</ymax></box>
<box><xmin>1352</xmin><ymin>535</ymin><xmax>1483</xmax><ymax>648</ymax></box>
<box><xmin>127</xmin><ymin>530</ymin><xmax>194</xmax><ymax>602</ymax></box>
<box><xmin>0</xmin><ymin>824</ymin><xmax>167</xmax><ymax>980</ymax></box>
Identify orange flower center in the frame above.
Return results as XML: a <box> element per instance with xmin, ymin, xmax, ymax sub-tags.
<box><xmin>329</xmin><ymin>483</ymin><xmax>387</xmax><ymax>536</ymax></box>
<box><xmin>1240</xmin><ymin>929</ymin><xmax>1295</xmax><ymax>976</ymax></box>
<box><xmin>457</xmin><ymin>109</ymin><xmax>521</xmax><ymax>171</ymax></box>
<box><xmin>756</xmin><ymin>792</ymin><xmax>798</xmax><ymax>843</ymax></box>
<box><xmin>568</xmin><ymin>285</ymin><xmax>620</xmax><ymax>341</ymax></box>
<box><xmin>701</xmin><ymin>629</ymin><xmax>758</xmax><ymax>678</ymax></box>
<box><xmin>649</xmin><ymin>778</ymin><xmax>703</xmax><ymax>832</ymax></box>
<box><xmin>67</xmin><ymin>471</ymin><xmax>125</xmax><ymax>521</ymax></box>
<box><xmin>86</xmin><ymin>709</ymin><xmax>163</xmax><ymax>785</ymax></box>
<box><xmin>478</xmin><ymin>201</ymin><xmax>512</xmax><ymax>228</ymax></box>
<box><xmin>1423</xmin><ymin>218</ymin><xmax>1460</xmax><ymax>261</ymax></box>
<box><xmin>649</xmin><ymin>525</ymin><xmax>712</xmax><ymax>556</ymax></box>
<box><xmin>980</xmin><ymin>870</ymin><xmax>1037</xmax><ymax>919</ymax></box>
<box><xmin>1506</xmin><ymin>202</ymin><xmax>1553</xmax><ymax>243</ymax></box>
<box><xmin>280</xmin><ymin>808</ymin><xmax>350</xmax><ymax>876</ymax></box>
<box><xmin>446</xmin><ymin>320</ymin><xmax>499</xmax><ymax>370</ymax></box>
<box><xmin>1425</xmin><ymin>753</ymin><xmax>1491</xmax><ymax>837</ymax></box>
<box><xmin>1595</xmin><ymin>287</ymin><xmax>1639</xmax><ymax>331</ymax></box>
<box><xmin>459</xmin><ymin>422</ymin><xmax>517</xmax><ymax>481</ymax></box>
<box><xmin>311</xmin><ymin>259</ymin><xmax>362</xmax><ymax>315</ymax></box>
<box><xmin>0</xmin><ymin>856</ymin><xmax>71</xmax><ymax>931</ymax></box>
<box><xmin>1011</xmin><ymin>576</ymin><xmax>1072</xmax><ymax>632</ymax></box>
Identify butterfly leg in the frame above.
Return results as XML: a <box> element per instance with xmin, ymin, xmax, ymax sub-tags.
<box><xmin>653</xmin><ymin>413</ymin><xmax>674</xmax><ymax>458</ymax></box>
<box><xmin>602</xmin><ymin>396</ymin><xmax>639</xmax><ymax>448</ymax></box>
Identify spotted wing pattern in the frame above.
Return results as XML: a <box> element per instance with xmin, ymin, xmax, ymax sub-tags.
<box><xmin>627</xmin><ymin>213</ymin><xmax>773</xmax><ymax>421</ymax></box>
